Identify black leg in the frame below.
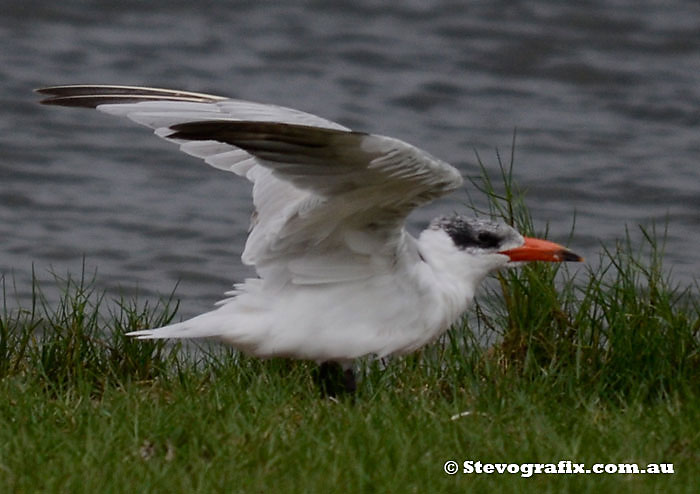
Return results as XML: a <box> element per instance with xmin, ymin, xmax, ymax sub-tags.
<box><xmin>314</xmin><ymin>361</ymin><xmax>356</xmax><ymax>397</ymax></box>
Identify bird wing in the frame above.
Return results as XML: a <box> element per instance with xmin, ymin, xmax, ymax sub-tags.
<box><xmin>38</xmin><ymin>85</ymin><xmax>463</xmax><ymax>284</ymax></box>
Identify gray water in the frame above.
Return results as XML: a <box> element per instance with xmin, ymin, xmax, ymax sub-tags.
<box><xmin>2</xmin><ymin>0</ymin><xmax>699</xmax><ymax>318</ymax></box>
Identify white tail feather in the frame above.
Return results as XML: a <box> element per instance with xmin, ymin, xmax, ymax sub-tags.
<box><xmin>125</xmin><ymin>311</ymin><xmax>231</xmax><ymax>340</ymax></box>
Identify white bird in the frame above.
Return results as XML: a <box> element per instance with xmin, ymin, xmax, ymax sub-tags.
<box><xmin>37</xmin><ymin>85</ymin><xmax>582</xmax><ymax>393</ymax></box>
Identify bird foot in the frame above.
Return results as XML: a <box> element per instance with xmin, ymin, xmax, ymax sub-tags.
<box><xmin>314</xmin><ymin>361</ymin><xmax>356</xmax><ymax>398</ymax></box>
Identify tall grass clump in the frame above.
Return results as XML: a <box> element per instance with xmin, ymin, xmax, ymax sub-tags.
<box><xmin>454</xmin><ymin>144</ymin><xmax>700</xmax><ymax>404</ymax></box>
<box><xmin>0</xmin><ymin>266</ymin><xmax>182</xmax><ymax>393</ymax></box>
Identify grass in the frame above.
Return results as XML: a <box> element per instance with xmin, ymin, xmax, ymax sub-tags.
<box><xmin>1</xmin><ymin>153</ymin><xmax>699</xmax><ymax>493</ymax></box>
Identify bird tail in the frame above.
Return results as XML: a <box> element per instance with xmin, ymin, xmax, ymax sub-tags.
<box><xmin>125</xmin><ymin>299</ymin><xmax>268</xmax><ymax>357</ymax></box>
<box><xmin>126</xmin><ymin>310</ymin><xmax>229</xmax><ymax>340</ymax></box>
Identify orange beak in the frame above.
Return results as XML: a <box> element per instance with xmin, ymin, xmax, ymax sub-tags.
<box><xmin>499</xmin><ymin>237</ymin><xmax>584</xmax><ymax>263</ymax></box>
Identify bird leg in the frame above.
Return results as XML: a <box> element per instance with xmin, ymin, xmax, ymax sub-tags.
<box><xmin>314</xmin><ymin>361</ymin><xmax>356</xmax><ymax>397</ymax></box>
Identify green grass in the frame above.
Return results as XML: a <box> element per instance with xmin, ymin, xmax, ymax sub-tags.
<box><xmin>1</xmin><ymin>154</ymin><xmax>698</xmax><ymax>493</ymax></box>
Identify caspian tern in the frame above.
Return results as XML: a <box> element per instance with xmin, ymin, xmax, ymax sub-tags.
<box><xmin>37</xmin><ymin>85</ymin><xmax>582</xmax><ymax>394</ymax></box>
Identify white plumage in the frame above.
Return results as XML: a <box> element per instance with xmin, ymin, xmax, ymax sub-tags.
<box><xmin>38</xmin><ymin>85</ymin><xmax>581</xmax><ymax>367</ymax></box>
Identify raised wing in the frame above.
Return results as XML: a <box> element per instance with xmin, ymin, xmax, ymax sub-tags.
<box><xmin>37</xmin><ymin>85</ymin><xmax>463</xmax><ymax>284</ymax></box>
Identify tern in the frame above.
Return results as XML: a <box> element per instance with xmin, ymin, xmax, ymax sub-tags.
<box><xmin>37</xmin><ymin>85</ymin><xmax>582</xmax><ymax>395</ymax></box>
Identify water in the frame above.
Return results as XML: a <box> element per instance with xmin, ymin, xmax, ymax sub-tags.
<box><xmin>2</xmin><ymin>0</ymin><xmax>699</xmax><ymax>318</ymax></box>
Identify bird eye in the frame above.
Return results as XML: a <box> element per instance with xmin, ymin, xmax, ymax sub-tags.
<box><xmin>477</xmin><ymin>231</ymin><xmax>500</xmax><ymax>248</ymax></box>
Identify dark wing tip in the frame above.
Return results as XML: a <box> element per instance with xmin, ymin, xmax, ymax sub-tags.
<box><xmin>35</xmin><ymin>85</ymin><xmax>228</xmax><ymax>107</ymax></box>
<box><xmin>37</xmin><ymin>95</ymin><xmax>103</xmax><ymax>108</ymax></box>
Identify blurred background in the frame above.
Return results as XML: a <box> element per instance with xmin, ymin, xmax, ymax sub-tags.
<box><xmin>2</xmin><ymin>0</ymin><xmax>699</xmax><ymax>318</ymax></box>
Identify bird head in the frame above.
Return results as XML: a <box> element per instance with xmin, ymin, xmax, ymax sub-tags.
<box><xmin>429</xmin><ymin>215</ymin><xmax>583</xmax><ymax>275</ymax></box>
